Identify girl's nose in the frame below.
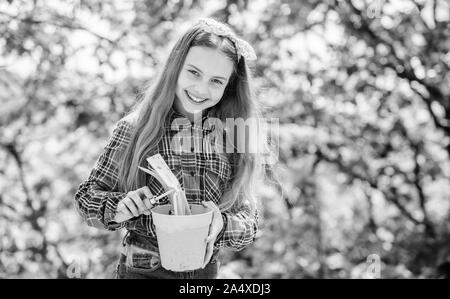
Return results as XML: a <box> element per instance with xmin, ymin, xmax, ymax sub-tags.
<box><xmin>192</xmin><ymin>81</ymin><xmax>210</xmax><ymax>98</ymax></box>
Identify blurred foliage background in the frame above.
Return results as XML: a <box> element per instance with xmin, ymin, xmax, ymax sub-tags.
<box><xmin>1</xmin><ymin>0</ymin><xmax>449</xmax><ymax>279</ymax></box>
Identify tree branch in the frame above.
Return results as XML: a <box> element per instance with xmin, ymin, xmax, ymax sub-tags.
<box><xmin>0</xmin><ymin>11</ymin><xmax>116</xmax><ymax>44</ymax></box>
<box><xmin>432</xmin><ymin>0</ymin><xmax>437</xmax><ymax>27</ymax></box>
<box><xmin>0</xmin><ymin>140</ymin><xmax>71</xmax><ymax>275</ymax></box>
<box><xmin>412</xmin><ymin>143</ymin><xmax>436</xmax><ymax>238</ymax></box>
<box><xmin>408</xmin><ymin>82</ymin><xmax>447</xmax><ymax>130</ymax></box>
<box><xmin>0</xmin><ymin>142</ymin><xmax>33</xmax><ymax>210</ymax></box>
<box><xmin>362</xmin><ymin>183</ymin><xmax>378</xmax><ymax>234</ymax></box>
<box><xmin>332</xmin><ymin>0</ymin><xmax>450</xmax><ymax>154</ymax></box>
<box><xmin>316</xmin><ymin>148</ymin><xmax>423</xmax><ymax>226</ymax></box>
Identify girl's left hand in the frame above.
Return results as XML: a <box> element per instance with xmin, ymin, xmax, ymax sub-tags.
<box><xmin>201</xmin><ymin>201</ymin><xmax>223</xmax><ymax>268</ymax></box>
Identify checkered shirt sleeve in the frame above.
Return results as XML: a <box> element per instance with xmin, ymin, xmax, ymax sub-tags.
<box><xmin>215</xmin><ymin>201</ymin><xmax>259</xmax><ymax>251</ymax></box>
<box><xmin>74</xmin><ymin>120</ymin><xmax>133</xmax><ymax>231</ymax></box>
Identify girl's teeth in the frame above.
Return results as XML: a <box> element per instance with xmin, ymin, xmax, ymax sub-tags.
<box><xmin>187</xmin><ymin>91</ymin><xmax>206</xmax><ymax>103</ymax></box>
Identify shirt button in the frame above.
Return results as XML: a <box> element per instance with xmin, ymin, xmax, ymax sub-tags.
<box><xmin>190</xmin><ymin>171</ymin><xmax>195</xmax><ymax>176</ymax></box>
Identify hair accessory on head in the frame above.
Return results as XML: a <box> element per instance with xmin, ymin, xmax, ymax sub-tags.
<box><xmin>197</xmin><ymin>18</ymin><xmax>257</xmax><ymax>62</ymax></box>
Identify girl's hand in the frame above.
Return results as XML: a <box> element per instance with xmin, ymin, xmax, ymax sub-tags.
<box><xmin>201</xmin><ymin>201</ymin><xmax>224</xmax><ymax>268</ymax></box>
<box><xmin>114</xmin><ymin>186</ymin><xmax>154</xmax><ymax>223</ymax></box>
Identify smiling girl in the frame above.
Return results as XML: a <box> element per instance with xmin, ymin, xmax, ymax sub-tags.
<box><xmin>75</xmin><ymin>18</ymin><xmax>269</xmax><ymax>279</ymax></box>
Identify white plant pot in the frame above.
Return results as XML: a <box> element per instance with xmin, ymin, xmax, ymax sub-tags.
<box><xmin>151</xmin><ymin>204</ymin><xmax>213</xmax><ymax>271</ymax></box>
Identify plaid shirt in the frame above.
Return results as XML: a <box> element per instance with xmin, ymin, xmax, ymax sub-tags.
<box><xmin>75</xmin><ymin>107</ymin><xmax>258</xmax><ymax>251</ymax></box>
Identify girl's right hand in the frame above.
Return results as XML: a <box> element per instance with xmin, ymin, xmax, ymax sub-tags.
<box><xmin>114</xmin><ymin>186</ymin><xmax>154</xmax><ymax>223</ymax></box>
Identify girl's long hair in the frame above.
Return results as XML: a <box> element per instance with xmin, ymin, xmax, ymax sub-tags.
<box><xmin>117</xmin><ymin>21</ymin><xmax>270</xmax><ymax>214</ymax></box>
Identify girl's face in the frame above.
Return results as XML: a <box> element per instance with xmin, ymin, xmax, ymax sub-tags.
<box><xmin>174</xmin><ymin>46</ymin><xmax>234</xmax><ymax>119</ymax></box>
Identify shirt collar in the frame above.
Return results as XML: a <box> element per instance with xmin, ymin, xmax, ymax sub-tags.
<box><xmin>168</xmin><ymin>107</ymin><xmax>215</xmax><ymax>133</ymax></box>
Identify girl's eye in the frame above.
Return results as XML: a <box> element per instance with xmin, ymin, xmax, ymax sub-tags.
<box><xmin>188</xmin><ymin>70</ymin><xmax>199</xmax><ymax>77</ymax></box>
<box><xmin>187</xmin><ymin>69</ymin><xmax>223</xmax><ymax>85</ymax></box>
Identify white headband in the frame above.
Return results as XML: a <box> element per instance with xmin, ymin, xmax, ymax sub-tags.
<box><xmin>197</xmin><ymin>18</ymin><xmax>257</xmax><ymax>62</ymax></box>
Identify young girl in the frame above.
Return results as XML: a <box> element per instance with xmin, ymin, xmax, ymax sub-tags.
<box><xmin>75</xmin><ymin>18</ymin><xmax>269</xmax><ymax>279</ymax></box>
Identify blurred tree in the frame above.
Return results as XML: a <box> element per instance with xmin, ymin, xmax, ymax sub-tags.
<box><xmin>250</xmin><ymin>0</ymin><xmax>450</xmax><ymax>278</ymax></box>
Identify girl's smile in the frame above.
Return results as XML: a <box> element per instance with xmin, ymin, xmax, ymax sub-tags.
<box><xmin>184</xmin><ymin>90</ymin><xmax>209</xmax><ymax>104</ymax></box>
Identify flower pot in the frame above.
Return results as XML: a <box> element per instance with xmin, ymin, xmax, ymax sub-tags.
<box><xmin>151</xmin><ymin>204</ymin><xmax>213</xmax><ymax>271</ymax></box>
